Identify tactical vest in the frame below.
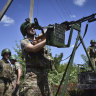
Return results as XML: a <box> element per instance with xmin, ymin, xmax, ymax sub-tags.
<box><xmin>89</xmin><ymin>46</ymin><xmax>96</xmax><ymax>58</ymax></box>
<box><xmin>22</xmin><ymin>39</ymin><xmax>53</xmax><ymax>71</ymax></box>
<box><xmin>0</xmin><ymin>59</ymin><xmax>13</xmax><ymax>82</ymax></box>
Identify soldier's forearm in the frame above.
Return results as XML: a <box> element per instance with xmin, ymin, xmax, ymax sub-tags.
<box><xmin>25</xmin><ymin>39</ymin><xmax>46</xmax><ymax>53</ymax></box>
<box><xmin>17</xmin><ymin>69</ymin><xmax>21</xmax><ymax>83</ymax></box>
<box><xmin>33</xmin><ymin>39</ymin><xmax>46</xmax><ymax>52</ymax></box>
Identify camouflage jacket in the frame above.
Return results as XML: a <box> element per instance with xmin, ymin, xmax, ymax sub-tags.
<box><xmin>0</xmin><ymin>59</ymin><xmax>14</xmax><ymax>82</ymax></box>
<box><xmin>87</xmin><ymin>46</ymin><xmax>96</xmax><ymax>58</ymax></box>
<box><xmin>21</xmin><ymin>38</ymin><xmax>54</xmax><ymax>71</ymax></box>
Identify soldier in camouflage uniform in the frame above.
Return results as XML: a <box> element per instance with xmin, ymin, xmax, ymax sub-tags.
<box><xmin>0</xmin><ymin>48</ymin><xmax>14</xmax><ymax>96</ymax></box>
<box><xmin>20</xmin><ymin>19</ymin><xmax>52</xmax><ymax>96</ymax></box>
<box><xmin>87</xmin><ymin>40</ymin><xmax>96</xmax><ymax>68</ymax></box>
<box><xmin>9</xmin><ymin>55</ymin><xmax>22</xmax><ymax>96</ymax></box>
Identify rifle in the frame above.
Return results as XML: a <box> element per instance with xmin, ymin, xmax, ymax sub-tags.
<box><xmin>12</xmin><ymin>85</ymin><xmax>19</xmax><ymax>96</ymax></box>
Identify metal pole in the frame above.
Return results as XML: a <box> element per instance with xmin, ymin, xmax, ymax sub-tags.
<box><xmin>29</xmin><ymin>0</ymin><xmax>34</xmax><ymax>23</ymax></box>
<box><xmin>79</xmin><ymin>34</ymin><xmax>94</xmax><ymax>71</ymax></box>
<box><xmin>61</xmin><ymin>32</ymin><xmax>80</xmax><ymax>96</ymax></box>
<box><xmin>0</xmin><ymin>0</ymin><xmax>13</xmax><ymax>21</ymax></box>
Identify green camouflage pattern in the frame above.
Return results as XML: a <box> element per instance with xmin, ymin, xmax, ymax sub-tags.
<box><xmin>0</xmin><ymin>59</ymin><xmax>14</xmax><ymax>81</ymax></box>
<box><xmin>12</xmin><ymin>62</ymin><xmax>22</xmax><ymax>96</ymax></box>
<box><xmin>20</xmin><ymin>38</ymin><xmax>52</xmax><ymax>96</ymax></box>
<box><xmin>0</xmin><ymin>82</ymin><xmax>12</xmax><ymax>96</ymax></box>
<box><xmin>0</xmin><ymin>59</ymin><xmax>14</xmax><ymax>96</ymax></box>
<box><xmin>1</xmin><ymin>48</ymin><xmax>11</xmax><ymax>56</ymax></box>
<box><xmin>21</xmin><ymin>38</ymin><xmax>54</xmax><ymax>69</ymax></box>
<box><xmin>87</xmin><ymin>46</ymin><xmax>96</xmax><ymax>68</ymax></box>
<box><xmin>20</xmin><ymin>72</ymin><xmax>39</xmax><ymax>96</ymax></box>
<box><xmin>20</xmin><ymin>22</ymin><xmax>32</xmax><ymax>36</ymax></box>
<box><xmin>20</xmin><ymin>69</ymin><xmax>51</xmax><ymax>96</ymax></box>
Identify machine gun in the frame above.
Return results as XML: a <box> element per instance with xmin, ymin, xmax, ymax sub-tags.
<box><xmin>30</xmin><ymin>13</ymin><xmax>96</xmax><ymax>48</ymax></box>
<box><xmin>45</xmin><ymin>13</ymin><xmax>96</xmax><ymax>48</ymax></box>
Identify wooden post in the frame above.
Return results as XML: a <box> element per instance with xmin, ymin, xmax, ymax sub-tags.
<box><xmin>29</xmin><ymin>0</ymin><xmax>34</xmax><ymax>23</ymax></box>
<box><xmin>0</xmin><ymin>0</ymin><xmax>13</xmax><ymax>21</ymax></box>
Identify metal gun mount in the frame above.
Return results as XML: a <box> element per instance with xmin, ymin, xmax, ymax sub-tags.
<box><xmin>45</xmin><ymin>13</ymin><xmax>96</xmax><ymax>48</ymax></box>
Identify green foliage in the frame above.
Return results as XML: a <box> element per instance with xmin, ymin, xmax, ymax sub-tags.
<box><xmin>81</xmin><ymin>54</ymin><xmax>89</xmax><ymax>71</ymax></box>
<box><xmin>81</xmin><ymin>54</ymin><xmax>88</xmax><ymax>64</ymax></box>
<box><xmin>69</xmin><ymin>64</ymin><xmax>78</xmax><ymax>83</ymax></box>
<box><xmin>13</xmin><ymin>41</ymin><xmax>25</xmax><ymax>80</ymax></box>
<box><xmin>48</xmin><ymin>70</ymin><xmax>64</xmax><ymax>85</ymax></box>
<box><xmin>49</xmin><ymin>52</ymin><xmax>78</xmax><ymax>85</ymax></box>
<box><xmin>53</xmin><ymin>53</ymin><xmax>63</xmax><ymax>71</ymax></box>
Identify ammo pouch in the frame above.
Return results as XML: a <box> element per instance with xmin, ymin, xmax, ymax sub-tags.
<box><xmin>25</xmin><ymin>49</ymin><xmax>54</xmax><ymax>69</ymax></box>
<box><xmin>40</xmin><ymin>55</ymin><xmax>53</xmax><ymax>69</ymax></box>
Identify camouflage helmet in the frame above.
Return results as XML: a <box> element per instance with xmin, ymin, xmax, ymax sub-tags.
<box><xmin>20</xmin><ymin>21</ymin><xmax>35</xmax><ymax>36</ymax></box>
<box><xmin>1</xmin><ymin>48</ymin><xmax>11</xmax><ymax>56</ymax></box>
<box><xmin>20</xmin><ymin>22</ymin><xmax>31</xmax><ymax>36</ymax></box>
<box><xmin>9</xmin><ymin>55</ymin><xmax>17</xmax><ymax>61</ymax></box>
<box><xmin>90</xmin><ymin>40</ymin><xmax>95</xmax><ymax>44</ymax></box>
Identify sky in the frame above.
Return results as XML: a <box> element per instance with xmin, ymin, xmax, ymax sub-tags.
<box><xmin>0</xmin><ymin>0</ymin><xmax>96</xmax><ymax>64</ymax></box>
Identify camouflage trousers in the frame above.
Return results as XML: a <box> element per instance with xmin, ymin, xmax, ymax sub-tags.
<box><xmin>0</xmin><ymin>81</ymin><xmax>12</xmax><ymax>96</ymax></box>
<box><xmin>20</xmin><ymin>68</ymin><xmax>51</xmax><ymax>96</ymax></box>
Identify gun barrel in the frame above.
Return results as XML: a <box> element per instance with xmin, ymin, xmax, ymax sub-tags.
<box><xmin>69</xmin><ymin>13</ymin><xmax>96</xmax><ymax>25</ymax></box>
<box><xmin>42</xmin><ymin>26</ymin><xmax>54</xmax><ymax>29</ymax></box>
